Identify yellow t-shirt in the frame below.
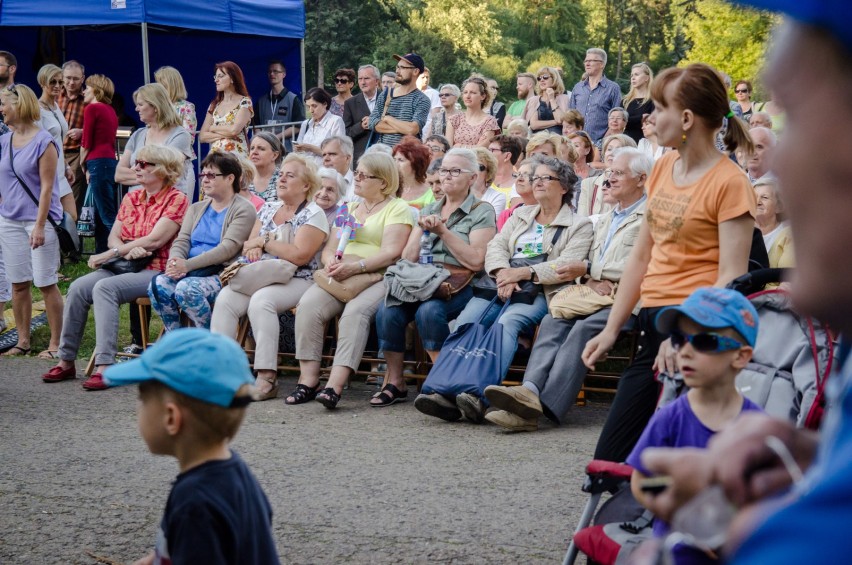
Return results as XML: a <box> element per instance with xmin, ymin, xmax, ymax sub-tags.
<box><xmin>641</xmin><ymin>151</ymin><xmax>756</xmax><ymax>307</ymax></box>
<box><xmin>491</xmin><ymin>183</ymin><xmax>513</xmax><ymax>211</ymax></box>
<box><xmin>342</xmin><ymin>198</ymin><xmax>414</xmax><ymax>259</ymax></box>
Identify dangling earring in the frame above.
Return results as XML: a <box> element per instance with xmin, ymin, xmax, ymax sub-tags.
<box><xmin>681</xmin><ymin>132</ymin><xmax>687</xmax><ymax>145</ymax></box>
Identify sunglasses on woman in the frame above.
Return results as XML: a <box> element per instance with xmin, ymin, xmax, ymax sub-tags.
<box><xmin>670</xmin><ymin>329</ymin><xmax>744</xmax><ymax>353</ymax></box>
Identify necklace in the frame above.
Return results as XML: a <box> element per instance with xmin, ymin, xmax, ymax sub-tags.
<box><xmin>362</xmin><ymin>197</ymin><xmax>388</xmax><ymax>215</ymax></box>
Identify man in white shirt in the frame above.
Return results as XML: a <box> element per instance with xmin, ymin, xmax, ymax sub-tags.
<box><xmin>416</xmin><ymin>67</ymin><xmax>441</xmax><ymax>110</ymax></box>
<box><xmin>321</xmin><ymin>136</ymin><xmax>356</xmax><ymax>202</ymax></box>
<box><xmin>746</xmin><ymin>126</ymin><xmax>776</xmax><ymax>183</ymax></box>
<box><xmin>344</xmin><ymin>65</ymin><xmax>380</xmax><ymax>164</ymax></box>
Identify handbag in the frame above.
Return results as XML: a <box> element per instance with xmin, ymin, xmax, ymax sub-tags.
<box><xmin>421</xmin><ymin>297</ymin><xmax>512</xmax><ymax>397</ymax></box>
<box><xmin>77</xmin><ymin>185</ymin><xmax>96</xmax><ymax>237</ymax></box>
<box><xmin>315</xmin><ymin>267</ymin><xmax>383</xmax><ymax>303</ymax></box>
<box><xmin>431</xmin><ymin>201</ymin><xmax>485</xmax><ymax>300</ymax></box>
<box><xmin>225</xmin><ymin>259</ymin><xmax>298</xmax><ymax>295</ymax></box>
<box><xmin>549</xmin><ymin>281</ymin><xmax>617</xmax><ymax>320</ymax></box>
<box><xmin>101</xmin><ymin>255</ymin><xmax>154</xmax><ymax>275</ymax></box>
<box><xmin>473</xmin><ymin>225</ymin><xmax>565</xmax><ymax>304</ymax></box>
<box><xmin>9</xmin><ymin>134</ymin><xmax>81</xmax><ymax>262</ymax></box>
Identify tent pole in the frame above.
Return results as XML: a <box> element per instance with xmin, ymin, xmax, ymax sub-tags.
<box><xmin>300</xmin><ymin>38</ymin><xmax>306</xmax><ymax>100</ymax></box>
<box><xmin>141</xmin><ymin>22</ymin><xmax>151</xmax><ymax>84</ymax></box>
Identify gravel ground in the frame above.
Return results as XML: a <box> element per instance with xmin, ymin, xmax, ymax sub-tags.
<box><xmin>0</xmin><ymin>357</ymin><xmax>610</xmax><ymax>564</ymax></box>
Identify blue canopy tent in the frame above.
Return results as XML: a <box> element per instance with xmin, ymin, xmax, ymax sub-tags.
<box><xmin>0</xmin><ymin>0</ymin><xmax>306</xmax><ymax>133</ymax></box>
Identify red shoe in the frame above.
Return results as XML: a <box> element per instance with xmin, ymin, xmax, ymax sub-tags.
<box><xmin>82</xmin><ymin>372</ymin><xmax>109</xmax><ymax>391</ymax></box>
<box><xmin>42</xmin><ymin>365</ymin><xmax>76</xmax><ymax>383</ymax></box>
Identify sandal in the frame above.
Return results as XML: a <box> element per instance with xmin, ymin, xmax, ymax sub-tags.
<box><xmin>284</xmin><ymin>383</ymin><xmax>322</xmax><ymax>405</ymax></box>
<box><xmin>38</xmin><ymin>350</ymin><xmax>60</xmax><ymax>360</ymax></box>
<box><xmin>370</xmin><ymin>383</ymin><xmax>408</xmax><ymax>407</ymax></box>
<box><xmin>315</xmin><ymin>387</ymin><xmax>341</xmax><ymax>410</ymax></box>
<box><xmin>2</xmin><ymin>345</ymin><xmax>31</xmax><ymax>356</ymax></box>
<box><xmin>255</xmin><ymin>377</ymin><xmax>279</xmax><ymax>401</ymax></box>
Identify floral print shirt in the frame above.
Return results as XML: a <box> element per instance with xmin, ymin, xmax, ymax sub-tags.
<box><xmin>174</xmin><ymin>99</ymin><xmax>197</xmax><ymax>159</ymax></box>
<box><xmin>208</xmin><ymin>97</ymin><xmax>253</xmax><ymax>156</ymax></box>
<box><xmin>250</xmin><ymin>167</ymin><xmax>281</xmax><ymax>202</ymax></box>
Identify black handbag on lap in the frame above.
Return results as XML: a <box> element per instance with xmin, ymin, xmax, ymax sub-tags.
<box><xmin>101</xmin><ymin>256</ymin><xmax>154</xmax><ymax>275</ymax></box>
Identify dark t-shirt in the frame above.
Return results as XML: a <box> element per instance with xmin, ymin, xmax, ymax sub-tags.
<box><xmin>625</xmin><ymin>97</ymin><xmax>654</xmax><ymax>143</ymax></box>
<box><xmin>154</xmin><ymin>450</ymin><xmax>280</xmax><ymax>565</ymax></box>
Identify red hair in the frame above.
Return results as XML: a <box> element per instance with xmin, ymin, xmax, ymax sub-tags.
<box><xmin>651</xmin><ymin>63</ymin><xmax>752</xmax><ymax>154</ymax></box>
<box><xmin>392</xmin><ymin>135</ymin><xmax>431</xmax><ymax>184</ymax></box>
<box><xmin>209</xmin><ymin>61</ymin><xmax>251</xmax><ymax>111</ymax></box>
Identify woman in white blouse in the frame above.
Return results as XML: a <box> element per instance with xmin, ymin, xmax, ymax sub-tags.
<box><xmin>294</xmin><ymin>87</ymin><xmax>345</xmax><ymax>166</ymax></box>
<box><xmin>36</xmin><ymin>64</ymin><xmax>76</xmax><ymax>220</ymax></box>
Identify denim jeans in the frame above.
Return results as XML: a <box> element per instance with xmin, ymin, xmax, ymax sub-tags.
<box><xmin>377</xmin><ymin>286</ymin><xmax>473</xmax><ymax>352</ymax></box>
<box><xmin>453</xmin><ymin>294</ymin><xmax>548</xmax><ymax>379</ymax></box>
<box><xmin>86</xmin><ymin>158</ymin><xmax>118</xmax><ymax>253</ymax></box>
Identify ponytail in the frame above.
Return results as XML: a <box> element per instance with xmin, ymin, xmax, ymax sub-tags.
<box><xmin>723</xmin><ymin>114</ymin><xmax>753</xmax><ymax>154</ymax></box>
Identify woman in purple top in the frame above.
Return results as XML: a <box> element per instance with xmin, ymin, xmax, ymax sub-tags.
<box><xmin>0</xmin><ymin>84</ymin><xmax>64</xmax><ymax>358</ymax></box>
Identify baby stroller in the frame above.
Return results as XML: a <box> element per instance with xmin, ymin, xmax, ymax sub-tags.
<box><xmin>562</xmin><ymin>269</ymin><xmax>836</xmax><ymax>565</ymax></box>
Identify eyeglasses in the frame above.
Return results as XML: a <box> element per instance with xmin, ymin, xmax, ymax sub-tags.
<box><xmin>437</xmin><ymin>168</ymin><xmax>473</xmax><ymax>178</ymax></box>
<box><xmin>537</xmin><ymin>75</ymin><xmax>551</xmax><ymax>81</ymax></box>
<box><xmin>268</xmin><ymin>70</ymin><xmax>285</xmax><ymax>75</ymax></box>
<box><xmin>334</xmin><ymin>78</ymin><xmax>351</xmax><ymax>84</ymax></box>
<box><xmin>214</xmin><ymin>74</ymin><xmax>227</xmax><ymax>80</ymax></box>
<box><xmin>512</xmin><ymin>172</ymin><xmax>532</xmax><ymax>181</ymax></box>
<box><xmin>354</xmin><ymin>171</ymin><xmax>380</xmax><ymax>181</ymax></box>
<box><xmin>438</xmin><ymin>93</ymin><xmax>455</xmax><ymax>98</ymax></box>
<box><xmin>488</xmin><ymin>147</ymin><xmax>504</xmax><ymax>154</ymax></box>
<box><xmin>135</xmin><ymin>160</ymin><xmax>158</xmax><ymax>169</ymax></box>
<box><xmin>48</xmin><ymin>79</ymin><xmax>64</xmax><ymax>86</ymax></box>
<box><xmin>198</xmin><ymin>172</ymin><xmax>226</xmax><ymax>180</ymax></box>
<box><xmin>609</xmin><ymin>169</ymin><xmax>628</xmax><ymax>178</ymax></box>
<box><xmin>427</xmin><ymin>145</ymin><xmax>445</xmax><ymax>153</ymax></box>
<box><xmin>584</xmin><ymin>59</ymin><xmax>604</xmax><ymax>64</ymax></box>
<box><xmin>532</xmin><ymin>175</ymin><xmax>559</xmax><ymax>183</ymax></box>
<box><xmin>396</xmin><ymin>64</ymin><xmax>416</xmax><ymax>71</ymax></box>
<box><xmin>670</xmin><ymin>330</ymin><xmax>744</xmax><ymax>353</ymax></box>
<box><xmin>735</xmin><ymin>89</ymin><xmax>749</xmax><ymax>94</ymax></box>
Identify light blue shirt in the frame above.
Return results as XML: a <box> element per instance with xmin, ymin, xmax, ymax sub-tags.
<box><xmin>600</xmin><ymin>194</ymin><xmax>646</xmax><ymax>259</ymax></box>
<box><xmin>188</xmin><ymin>204</ymin><xmax>228</xmax><ymax>258</ymax></box>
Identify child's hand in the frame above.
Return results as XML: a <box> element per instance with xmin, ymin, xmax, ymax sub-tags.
<box><xmin>132</xmin><ymin>550</ymin><xmax>155</xmax><ymax>565</ymax></box>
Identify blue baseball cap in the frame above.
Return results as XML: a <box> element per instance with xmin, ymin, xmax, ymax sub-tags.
<box><xmin>103</xmin><ymin>328</ymin><xmax>254</xmax><ymax>408</ymax></box>
<box><xmin>734</xmin><ymin>0</ymin><xmax>852</xmax><ymax>53</ymax></box>
<box><xmin>655</xmin><ymin>287</ymin><xmax>759</xmax><ymax>347</ymax></box>
<box><xmin>393</xmin><ymin>53</ymin><xmax>426</xmax><ymax>73</ymax></box>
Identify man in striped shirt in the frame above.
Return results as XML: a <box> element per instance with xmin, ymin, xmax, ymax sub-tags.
<box><xmin>368</xmin><ymin>53</ymin><xmax>431</xmax><ymax>147</ymax></box>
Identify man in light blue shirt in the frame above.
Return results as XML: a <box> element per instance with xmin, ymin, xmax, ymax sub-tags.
<box><xmin>569</xmin><ymin>48</ymin><xmax>622</xmax><ymax>143</ymax></box>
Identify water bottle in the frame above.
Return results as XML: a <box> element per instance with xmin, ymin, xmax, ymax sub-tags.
<box><xmin>419</xmin><ymin>230</ymin><xmax>433</xmax><ymax>264</ymax></box>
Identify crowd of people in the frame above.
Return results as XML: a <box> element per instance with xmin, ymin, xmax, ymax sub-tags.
<box><xmin>6</xmin><ymin>27</ymin><xmax>845</xmax><ymax>561</ymax></box>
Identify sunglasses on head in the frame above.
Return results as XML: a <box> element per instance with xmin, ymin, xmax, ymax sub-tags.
<box><xmin>670</xmin><ymin>329</ymin><xmax>744</xmax><ymax>353</ymax></box>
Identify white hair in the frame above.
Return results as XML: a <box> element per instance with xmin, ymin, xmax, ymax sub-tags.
<box><xmin>365</xmin><ymin>143</ymin><xmax>392</xmax><ymax>156</ymax></box>
<box><xmin>587</xmin><ymin>48</ymin><xmax>608</xmax><ymax>67</ymax></box>
<box><xmin>318</xmin><ymin>166</ymin><xmax>347</xmax><ymax>198</ymax></box>
<box><xmin>613</xmin><ymin>147</ymin><xmax>654</xmax><ymax>178</ymax></box>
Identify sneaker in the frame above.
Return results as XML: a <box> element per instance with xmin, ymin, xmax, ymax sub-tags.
<box><xmin>0</xmin><ymin>317</ymin><xmax>6</xmax><ymax>334</ymax></box>
<box><xmin>455</xmin><ymin>393</ymin><xmax>485</xmax><ymax>424</ymax></box>
<box><xmin>484</xmin><ymin>385</ymin><xmax>543</xmax><ymax>420</ymax></box>
<box><xmin>484</xmin><ymin>409</ymin><xmax>539</xmax><ymax>432</ymax></box>
<box><xmin>82</xmin><ymin>372</ymin><xmax>109</xmax><ymax>391</ymax></box>
<box><xmin>414</xmin><ymin>393</ymin><xmax>461</xmax><ymax>422</ymax></box>
<box><xmin>122</xmin><ymin>344</ymin><xmax>144</xmax><ymax>355</ymax></box>
<box><xmin>42</xmin><ymin>364</ymin><xmax>76</xmax><ymax>383</ymax></box>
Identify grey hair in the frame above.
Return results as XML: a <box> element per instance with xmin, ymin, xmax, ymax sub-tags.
<box><xmin>533</xmin><ymin>156</ymin><xmax>578</xmax><ymax>205</ymax></box>
<box><xmin>749</xmin><ymin>111</ymin><xmax>773</xmax><ymax>128</ymax></box>
<box><xmin>507</xmin><ymin>118</ymin><xmax>531</xmax><ymax>137</ymax></box>
<box><xmin>427</xmin><ymin>158</ymin><xmax>443</xmax><ymax>175</ymax></box>
<box><xmin>358</xmin><ymin>64</ymin><xmax>380</xmax><ymax>79</ymax></box>
<box><xmin>749</xmin><ymin>126</ymin><xmax>777</xmax><ymax>146</ymax></box>
<box><xmin>754</xmin><ymin>176</ymin><xmax>784</xmax><ymax>220</ymax></box>
<box><xmin>444</xmin><ymin>148</ymin><xmax>478</xmax><ymax>174</ymax></box>
<box><xmin>382</xmin><ymin>71</ymin><xmax>397</xmax><ymax>80</ymax></box>
<box><xmin>587</xmin><ymin>48</ymin><xmax>608</xmax><ymax>67</ymax></box>
<box><xmin>318</xmin><ymin>166</ymin><xmax>348</xmax><ymax>198</ymax></box>
<box><xmin>321</xmin><ymin>135</ymin><xmax>354</xmax><ymax>158</ymax></box>
<box><xmin>365</xmin><ymin>142</ymin><xmax>392</xmax><ymax>156</ymax></box>
<box><xmin>62</xmin><ymin>60</ymin><xmax>85</xmax><ymax>73</ymax></box>
<box><xmin>612</xmin><ymin>147</ymin><xmax>654</xmax><ymax>178</ymax></box>
<box><xmin>438</xmin><ymin>83</ymin><xmax>461</xmax><ymax>97</ymax></box>
<box><xmin>609</xmin><ymin>107</ymin><xmax>628</xmax><ymax>121</ymax></box>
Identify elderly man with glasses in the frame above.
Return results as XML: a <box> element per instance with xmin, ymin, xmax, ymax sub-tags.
<box><xmin>569</xmin><ymin>48</ymin><xmax>623</xmax><ymax>143</ymax></box>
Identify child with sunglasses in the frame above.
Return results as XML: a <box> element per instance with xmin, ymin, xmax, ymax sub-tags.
<box><xmin>625</xmin><ymin>287</ymin><xmax>762</xmax><ymax>561</ymax></box>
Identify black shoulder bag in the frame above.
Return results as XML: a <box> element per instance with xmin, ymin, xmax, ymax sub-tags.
<box><xmin>8</xmin><ymin>134</ymin><xmax>80</xmax><ymax>262</ymax></box>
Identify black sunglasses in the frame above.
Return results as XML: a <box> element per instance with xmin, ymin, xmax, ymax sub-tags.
<box><xmin>334</xmin><ymin>78</ymin><xmax>351</xmax><ymax>84</ymax></box>
<box><xmin>670</xmin><ymin>330</ymin><xmax>744</xmax><ymax>353</ymax></box>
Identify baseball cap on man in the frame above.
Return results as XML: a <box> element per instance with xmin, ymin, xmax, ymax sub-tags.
<box><xmin>655</xmin><ymin>287</ymin><xmax>759</xmax><ymax>347</ymax></box>
<box><xmin>103</xmin><ymin>328</ymin><xmax>254</xmax><ymax>408</ymax></box>
<box><xmin>734</xmin><ymin>0</ymin><xmax>852</xmax><ymax>53</ymax></box>
<box><xmin>393</xmin><ymin>53</ymin><xmax>425</xmax><ymax>73</ymax></box>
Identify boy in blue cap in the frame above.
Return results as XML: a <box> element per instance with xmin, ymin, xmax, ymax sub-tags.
<box><xmin>104</xmin><ymin>328</ymin><xmax>280</xmax><ymax>565</ymax></box>
<box><xmin>626</xmin><ymin>288</ymin><xmax>763</xmax><ymax>561</ymax></box>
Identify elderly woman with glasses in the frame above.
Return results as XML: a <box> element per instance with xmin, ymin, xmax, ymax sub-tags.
<box><xmin>425</xmin><ymin>84</ymin><xmax>461</xmax><ymax>138</ymax></box>
<box><xmin>415</xmin><ymin>156</ymin><xmax>593</xmax><ymax>423</ymax></box>
<box><xmin>291</xmin><ymin>152</ymin><xmax>413</xmax><ymax>409</ymax></box>
<box><xmin>524</xmin><ymin>66</ymin><xmax>570</xmax><ymax>134</ymax></box>
<box><xmin>373</xmin><ymin>148</ymin><xmax>496</xmax><ymax>406</ymax></box>
<box><xmin>42</xmin><ymin>145</ymin><xmax>188</xmax><ymax>391</ymax></box>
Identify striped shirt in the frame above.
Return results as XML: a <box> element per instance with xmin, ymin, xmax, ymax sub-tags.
<box><xmin>368</xmin><ymin>88</ymin><xmax>431</xmax><ymax>147</ymax></box>
<box><xmin>569</xmin><ymin>76</ymin><xmax>622</xmax><ymax>143</ymax></box>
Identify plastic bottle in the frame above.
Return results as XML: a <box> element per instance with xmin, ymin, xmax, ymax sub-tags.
<box><xmin>419</xmin><ymin>230</ymin><xmax>433</xmax><ymax>264</ymax></box>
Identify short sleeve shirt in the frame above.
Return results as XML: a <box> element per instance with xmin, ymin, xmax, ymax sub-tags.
<box><xmin>256</xmin><ymin>201</ymin><xmax>330</xmax><ymax>279</ymax></box>
<box><xmin>421</xmin><ymin>192</ymin><xmax>496</xmax><ymax>267</ymax></box>
<box><xmin>116</xmin><ymin>187</ymin><xmax>188</xmax><ymax>271</ymax></box>
<box><xmin>343</xmin><ymin>198</ymin><xmax>413</xmax><ymax>259</ymax></box>
<box><xmin>641</xmin><ymin>151</ymin><xmax>756</xmax><ymax>307</ymax></box>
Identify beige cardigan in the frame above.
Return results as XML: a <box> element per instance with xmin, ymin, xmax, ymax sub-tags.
<box><xmin>484</xmin><ymin>203</ymin><xmax>593</xmax><ymax>303</ymax></box>
<box><xmin>168</xmin><ymin>194</ymin><xmax>257</xmax><ymax>270</ymax></box>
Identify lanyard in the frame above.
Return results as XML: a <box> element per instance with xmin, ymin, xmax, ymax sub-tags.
<box><xmin>270</xmin><ymin>90</ymin><xmax>280</xmax><ymax>118</ymax></box>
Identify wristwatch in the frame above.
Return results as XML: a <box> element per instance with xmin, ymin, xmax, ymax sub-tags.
<box><xmin>585</xmin><ymin>260</ymin><xmax>592</xmax><ymax>275</ymax></box>
<box><xmin>359</xmin><ymin>260</ymin><xmax>367</xmax><ymax>273</ymax></box>
<box><xmin>528</xmin><ymin>266</ymin><xmax>536</xmax><ymax>281</ymax></box>
<box><xmin>112</xmin><ymin>247</ymin><xmax>120</xmax><ymax>258</ymax></box>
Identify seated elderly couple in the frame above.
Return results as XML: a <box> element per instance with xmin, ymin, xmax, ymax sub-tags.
<box><xmin>40</xmin><ymin>144</ymin><xmax>347</xmax><ymax>392</ymax></box>
<box><xmin>414</xmin><ymin>147</ymin><xmax>653</xmax><ymax>430</ymax></box>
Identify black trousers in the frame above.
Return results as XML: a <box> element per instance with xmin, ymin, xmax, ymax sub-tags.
<box><xmin>593</xmin><ymin>307</ymin><xmax>666</xmax><ymax>463</ymax></box>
